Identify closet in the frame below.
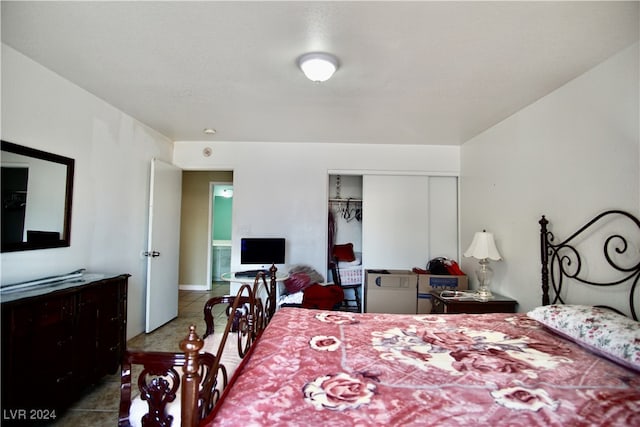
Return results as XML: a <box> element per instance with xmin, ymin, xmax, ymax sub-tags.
<box><xmin>328</xmin><ymin>175</ymin><xmax>363</xmax><ymax>277</ymax></box>
<box><xmin>327</xmin><ymin>174</ymin><xmax>459</xmax><ymax>307</ymax></box>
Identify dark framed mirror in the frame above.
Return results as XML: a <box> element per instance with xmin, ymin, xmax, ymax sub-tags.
<box><xmin>1</xmin><ymin>140</ymin><xmax>74</xmax><ymax>252</ymax></box>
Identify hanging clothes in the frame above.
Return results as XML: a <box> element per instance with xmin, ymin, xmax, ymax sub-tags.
<box><xmin>328</xmin><ymin>209</ymin><xmax>336</xmax><ymax>263</ymax></box>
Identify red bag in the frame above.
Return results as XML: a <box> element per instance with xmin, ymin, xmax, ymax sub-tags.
<box><xmin>445</xmin><ymin>260</ymin><xmax>465</xmax><ymax>276</ymax></box>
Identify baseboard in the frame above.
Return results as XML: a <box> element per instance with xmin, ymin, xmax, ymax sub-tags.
<box><xmin>179</xmin><ymin>284</ymin><xmax>210</xmax><ymax>291</ymax></box>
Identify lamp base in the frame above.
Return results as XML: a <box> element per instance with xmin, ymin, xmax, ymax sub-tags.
<box><xmin>475</xmin><ymin>258</ymin><xmax>494</xmax><ymax>302</ymax></box>
<box><xmin>475</xmin><ymin>286</ymin><xmax>493</xmax><ymax>301</ymax></box>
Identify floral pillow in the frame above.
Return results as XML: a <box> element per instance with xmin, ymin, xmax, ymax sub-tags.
<box><xmin>527</xmin><ymin>305</ymin><xmax>640</xmax><ymax>372</ymax></box>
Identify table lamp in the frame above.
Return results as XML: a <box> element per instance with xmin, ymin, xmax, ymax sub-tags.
<box><xmin>464</xmin><ymin>230</ymin><xmax>502</xmax><ymax>301</ymax></box>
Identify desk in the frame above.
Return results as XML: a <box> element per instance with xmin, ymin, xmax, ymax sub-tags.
<box><xmin>221</xmin><ymin>271</ymin><xmax>289</xmax><ymax>304</ymax></box>
<box><xmin>430</xmin><ymin>290</ymin><xmax>518</xmax><ymax>314</ymax></box>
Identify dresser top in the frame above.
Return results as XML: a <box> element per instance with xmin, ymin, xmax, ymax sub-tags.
<box><xmin>0</xmin><ymin>273</ymin><xmax>124</xmax><ymax>303</ymax></box>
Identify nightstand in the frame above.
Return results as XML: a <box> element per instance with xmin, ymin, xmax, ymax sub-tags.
<box><xmin>430</xmin><ymin>290</ymin><xmax>518</xmax><ymax>314</ymax></box>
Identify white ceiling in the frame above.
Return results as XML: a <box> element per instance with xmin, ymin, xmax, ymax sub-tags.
<box><xmin>2</xmin><ymin>1</ymin><xmax>638</xmax><ymax>145</ymax></box>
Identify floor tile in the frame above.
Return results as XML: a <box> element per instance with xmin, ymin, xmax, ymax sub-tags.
<box><xmin>48</xmin><ymin>409</ymin><xmax>119</xmax><ymax>427</ymax></box>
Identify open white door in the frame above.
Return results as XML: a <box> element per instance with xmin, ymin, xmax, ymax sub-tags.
<box><xmin>145</xmin><ymin>159</ymin><xmax>182</xmax><ymax>333</ymax></box>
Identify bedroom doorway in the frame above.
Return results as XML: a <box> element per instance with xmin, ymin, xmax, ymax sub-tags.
<box><xmin>210</xmin><ymin>183</ymin><xmax>233</xmax><ymax>285</ymax></box>
<box><xmin>179</xmin><ymin>171</ymin><xmax>233</xmax><ymax>291</ymax></box>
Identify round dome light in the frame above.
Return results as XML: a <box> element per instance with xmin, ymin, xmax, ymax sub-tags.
<box><xmin>297</xmin><ymin>52</ymin><xmax>339</xmax><ymax>82</ymax></box>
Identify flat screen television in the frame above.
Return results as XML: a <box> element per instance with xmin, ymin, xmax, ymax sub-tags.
<box><xmin>240</xmin><ymin>238</ymin><xmax>286</xmax><ymax>266</ymax></box>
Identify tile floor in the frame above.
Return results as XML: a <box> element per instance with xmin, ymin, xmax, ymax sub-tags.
<box><xmin>48</xmin><ymin>283</ymin><xmax>230</xmax><ymax>426</ymax></box>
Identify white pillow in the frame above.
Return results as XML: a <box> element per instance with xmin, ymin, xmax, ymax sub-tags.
<box><xmin>279</xmin><ymin>291</ymin><xmax>304</xmax><ymax>305</ymax></box>
<box><xmin>337</xmin><ymin>253</ymin><xmax>362</xmax><ymax>268</ymax></box>
<box><xmin>527</xmin><ymin>304</ymin><xmax>640</xmax><ymax>372</ymax></box>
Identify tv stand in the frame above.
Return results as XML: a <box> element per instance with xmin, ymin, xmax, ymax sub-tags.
<box><xmin>221</xmin><ymin>269</ymin><xmax>289</xmax><ymax>309</ymax></box>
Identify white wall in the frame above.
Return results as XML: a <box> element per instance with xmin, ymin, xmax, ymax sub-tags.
<box><xmin>174</xmin><ymin>142</ymin><xmax>461</xmax><ymax>276</ymax></box>
<box><xmin>460</xmin><ymin>43</ymin><xmax>640</xmax><ymax>314</ymax></box>
<box><xmin>1</xmin><ymin>45</ymin><xmax>174</xmax><ymax>339</ymax></box>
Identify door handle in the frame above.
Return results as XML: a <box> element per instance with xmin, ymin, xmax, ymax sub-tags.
<box><xmin>143</xmin><ymin>251</ymin><xmax>161</xmax><ymax>257</ymax></box>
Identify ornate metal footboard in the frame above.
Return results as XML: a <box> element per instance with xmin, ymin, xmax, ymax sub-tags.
<box><xmin>119</xmin><ymin>266</ymin><xmax>278</xmax><ymax>427</ymax></box>
<box><xmin>540</xmin><ymin>210</ymin><xmax>640</xmax><ymax>320</ymax></box>
<box><xmin>204</xmin><ymin>265</ymin><xmax>278</xmax><ymax>359</ymax></box>
<box><xmin>197</xmin><ymin>265</ymin><xmax>278</xmax><ymax>415</ymax></box>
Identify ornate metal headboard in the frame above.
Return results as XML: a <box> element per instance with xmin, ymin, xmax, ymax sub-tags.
<box><xmin>540</xmin><ymin>210</ymin><xmax>640</xmax><ymax>320</ymax></box>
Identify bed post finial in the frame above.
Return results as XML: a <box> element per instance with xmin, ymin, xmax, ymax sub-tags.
<box><xmin>180</xmin><ymin>325</ymin><xmax>204</xmax><ymax>427</ymax></box>
<box><xmin>539</xmin><ymin>215</ymin><xmax>550</xmax><ymax>306</ymax></box>
<box><xmin>268</xmin><ymin>264</ymin><xmax>277</xmax><ymax>318</ymax></box>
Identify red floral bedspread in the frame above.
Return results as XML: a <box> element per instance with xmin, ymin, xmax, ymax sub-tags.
<box><xmin>207</xmin><ymin>308</ymin><xmax>640</xmax><ymax>426</ymax></box>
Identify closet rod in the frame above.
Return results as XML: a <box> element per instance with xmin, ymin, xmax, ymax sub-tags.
<box><xmin>329</xmin><ymin>198</ymin><xmax>362</xmax><ymax>203</ymax></box>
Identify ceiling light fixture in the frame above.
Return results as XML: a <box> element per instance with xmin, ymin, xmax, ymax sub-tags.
<box><xmin>297</xmin><ymin>52</ymin><xmax>339</xmax><ymax>82</ymax></box>
<box><xmin>203</xmin><ymin>128</ymin><xmax>216</xmax><ymax>135</ymax></box>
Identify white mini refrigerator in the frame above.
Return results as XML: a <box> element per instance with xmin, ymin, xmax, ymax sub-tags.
<box><xmin>365</xmin><ymin>270</ymin><xmax>417</xmax><ymax>314</ymax></box>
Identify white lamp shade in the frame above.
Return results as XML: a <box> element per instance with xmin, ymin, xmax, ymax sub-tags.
<box><xmin>464</xmin><ymin>231</ymin><xmax>502</xmax><ymax>260</ymax></box>
<box><xmin>298</xmin><ymin>52</ymin><xmax>338</xmax><ymax>82</ymax></box>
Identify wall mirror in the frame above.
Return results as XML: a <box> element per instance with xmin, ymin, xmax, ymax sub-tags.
<box><xmin>1</xmin><ymin>140</ymin><xmax>75</xmax><ymax>252</ymax></box>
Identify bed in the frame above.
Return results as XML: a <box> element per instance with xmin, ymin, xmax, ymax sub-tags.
<box><xmin>206</xmin><ymin>307</ymin><xmax>638</xmax><ymax>426</ymax></box>
<box><xmin>129</xmin><ymin>211</ymin><xmax>640</xmax><ymax>427</ymax></box>
<box><xmin>165</xmin><ymin>211</ymin><xmax>640</xmax><ymax>426</ymax></box>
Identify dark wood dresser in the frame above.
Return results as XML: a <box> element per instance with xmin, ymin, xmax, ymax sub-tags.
<box><xmin>1</xmin><ymin>274</ymin><xmax>129</xmax><ymax>421</ymax></box>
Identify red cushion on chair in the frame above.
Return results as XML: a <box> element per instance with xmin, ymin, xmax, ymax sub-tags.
<box><xmin>332</xmin><ymin>243</ymin><xmax>356</xmax><ymax>262</ymax></box>
<box><xmin>302</xmin><ymin>284</ymin><xmax>344</xmax><ymax>310</ymax></box>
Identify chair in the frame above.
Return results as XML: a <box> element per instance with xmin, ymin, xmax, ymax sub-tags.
<box><xmin>331</xmin><ymin>262</ymin><xmax>362</xmax><ymax>313</ymax></box>
<box><xmin>118</xmin><ymin>326</ymin><xmax>221</xmax><ymax>427</ymax></box>
<box><xmin>330</xmin><ymin>243</ymin><xmax>363</xmax><ymax>313</ymax></box>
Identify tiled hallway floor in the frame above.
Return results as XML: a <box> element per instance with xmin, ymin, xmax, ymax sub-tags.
<box><xmin>48</xmin><ymin>283</ymin><xmax>230</xmax><ymax>426</ymax></box>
